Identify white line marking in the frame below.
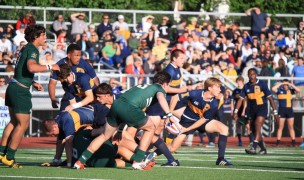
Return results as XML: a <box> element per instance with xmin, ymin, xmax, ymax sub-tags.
<box><xmin>0</xmin><ymin>176</ymin><xmax>109</xmax><ymax>180</ymax></box>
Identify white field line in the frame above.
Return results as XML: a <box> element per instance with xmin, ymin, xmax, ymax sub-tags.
<box><xmin>154</xmin><ymin>165</ymin><xmax>304</xmax><ymax>174</ymax></box>
<box><xmin>0</xmin><ymin>176</ymin><xmax>109</xmax><ymax>180</ymax></box>
<box><xmin>172</xmin><ymin>153</ymin><xmax>304</xmax><ymax>159</ymax></box>
<box><xmin>157</xmin><ymin>158</ymin><xmax>304</xmax><ymax>164</ymax></box>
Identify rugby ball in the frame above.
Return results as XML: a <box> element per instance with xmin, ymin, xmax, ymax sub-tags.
<box><xmin>165</xmin><ymin>121</ymin><xmax>182</xmax><ymax>135</ymax></box>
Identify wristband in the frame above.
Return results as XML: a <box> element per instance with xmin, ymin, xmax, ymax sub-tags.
<box><xmin>72</xmin><ymin>102</ymin><xmax>82</xmax><ymax>109</ymax></box>
<box><xmin>165</xmin><ymin>112</ymin><xmax>172</xmax><ymax>118</ymax></box>
<box><xmin>234</xmin><ymin>109</ymin><xmax>238</xmax><ymax>113</ymax></box>
<box><xmin>273</xmin><ymin>110</ymin><xmax>278</xmax><ymax>115</ymax></box>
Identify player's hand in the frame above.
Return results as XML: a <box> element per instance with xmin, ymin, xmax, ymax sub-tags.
<box><xmin>51</xmin><ymin>99</ymin><xmax>59</xmax><ymax>108</ymax></box>
<box><xmin>51</xmin><ymin>64</ymin><xmax>60</xmax><ymax>71</ymax></box>
<box><xmin>274</xmin><ymin>114</ymin><xmax>279</xmax><ymax>123</ymax></box>
<box><xmin>65</xmin><ymin>105</ymin><xmax>74</xmax><ymax>111</ymax></box>
<box><xmin>32</xmin><ymin>82</ymin><xmax>44</xmax><ymax>91</ymax></box>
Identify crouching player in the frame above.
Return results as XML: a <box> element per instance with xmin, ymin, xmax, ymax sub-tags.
<box><xmin>169</xmin><ymin>77</ymin><xmax>232</xmax><ymax>166</ymax></box>
<box><xmin>74</xmin><ymin>71</ymin><xmax>176</xmax><ymax>170</ymax></box>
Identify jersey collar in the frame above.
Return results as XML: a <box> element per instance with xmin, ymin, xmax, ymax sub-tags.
<box><xmin>170</xmin><ymin>63</ymin><xmax>177</xmax><ymax>68</ymax></box>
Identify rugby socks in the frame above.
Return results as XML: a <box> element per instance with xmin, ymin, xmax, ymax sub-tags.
<box><xmin>292</xmin><ymin>139</ymin><xmax>296</xmax><ymax>146</ymax></box>
<box><xmin>0</xmin><ymin>145</ymin><xmax>7</xmax><ymax>155</ymax></box>
<box><xmin>252</xmin><ymin>140</ymin><xmax>258</xmax><ymax>150</ymax></box>
<box><xmin>249</xmin><ymin>133</ymin><xmax>254</xmax><ymax>143</ymax></box>
<box><xmin>131</xmin><ymin>149</ymin><xmax>146</xmax><ymax>162</ymax></box>
<box><xmin>79</xmin><ymin>150</ymin><xmax>93</xmax><ymax>164</ymax></box>
<box><xmin>276</xmin><ymin>140</ymin><xmax>281</xmax><ymax>146</ymax></box>
<box><xmin>154</xmin><ymin>138</ymin><xmax>175</xmax><ymax>161</ymax></box>
<box><xmin>218</xmin><ymin>135</ymin><xmax>227</xmax><ymax>160</ymax></box>
<box><xmin>237</xmin><ymin>134</ymin><xmax>242</xmax><ymax>143</ymax></box>
<box><xmin>6</xmin><ymin>147</ymin><xmax>16</xmax><ymax>160</ymax></box>
<box><xmin>258</xmin><ymin>140</ymin><xmax>266</xmax><ymax>150</ymax></box>
<box><xmin>125</xmin><ymin>162</ymin><xmax>132</xmax><ymax>167</ymax></box>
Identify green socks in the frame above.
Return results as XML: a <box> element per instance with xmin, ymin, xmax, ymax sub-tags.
<box><xmin>79</xmin><ymin>150</ymin><xmax>93</xmax><ymax>164</ymax></box>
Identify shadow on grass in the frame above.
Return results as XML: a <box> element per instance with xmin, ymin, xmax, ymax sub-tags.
<box><xmin>241</xmin><ymin>164</ymin><xmax>304</xmax><ymax>171</ymax></box>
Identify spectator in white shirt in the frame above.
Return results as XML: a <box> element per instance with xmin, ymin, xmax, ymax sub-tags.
<box><xmin>285</xmin><ymin>30</ymin><xmax>296</xmax><ymax>51</ymax></box>
<box><xmin>13</xmin><ymin>24</ymin><xmax>27</xmax><ymax>49</ymax></box>
<box><xmin>0</xmin><ymin>34</ymin><xmax>12</xmax><ymax>57</ymax></box>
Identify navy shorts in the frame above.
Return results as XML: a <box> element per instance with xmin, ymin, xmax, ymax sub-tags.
<box><xmin>278</xmin><ymin>107</ymin><xmax>294</xmax><ymax>119</ymax></box>
<box><xmin>180</xmin><ymin>115</ymin><xmax>211</xmax><ymax>135</ymax></box>
<box><xmin>248</xmin><ymin>104</ymin><xmax>268</xmax><ymax>121</ymax></box>
<box><xmin>146</xmin><ymin>100</ymin><xmax>186</xmax><ymax>118</ymax></box>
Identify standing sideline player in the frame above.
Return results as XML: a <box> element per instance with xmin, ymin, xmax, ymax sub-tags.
<box><xmin>232</xmin><ymin>76</ymin><xmax>253</xmax><ymax>146</ymax></box>
<box><xmin>272</xmin><ymin>80</ymin><xmax>300</xmax><ymax>146</ymax></box>
<box><xmin>233</xmin><ymin>68</ymin><xmax>279</xmax><ymax>154</ymax></box>
<box><xmin>74</xmin><ymin>71</ymin><xmax>176</xmax><ymax>170</ymax></box>
<box><xmin>48</xmin><ymin>43</ymin><xmax>99</xmax><ymax>111</ymax></box>
<box><xmin>168</xmin><ymin>77</ymin><xmax>232</xmax><ymax>166</ymax></box>
<box><xmin>0</xmin><ymin>25</ymin><xmax>60</xmax><ymax>168</ymax></box>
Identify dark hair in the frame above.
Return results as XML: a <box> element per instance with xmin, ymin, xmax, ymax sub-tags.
<box><xmin>236</xmin><ymin>76</ymin><xmax>244</xmax><ymax>82</ymax></box>
<box><xmin>153</xmin><ymin>71</ymin><xmax>171</xmax><ymax>84</ymax></box>
<box><xmin>24</xmin><ymin>25</ymin><xmax>46</xmax><ymax>43</ymax></box>
<box><xmin>67</xmin><ymin>43</ymin><xmax>81</xmax><ymax>54</ymax></box>
<box><xmin>43</xmin><ymin>119</ymin><xmax>56</xmax><ymax>134</ymax></box>
<box><xmin>248</xmin><ymin>67</ymin><xmax>257</xmax><ymax>75</ymax></box>
<box><xmin>170</xmin><ymin>49</ymin><xmax>184</xmax><ymax>62</ymax></box>
<box><xmin>56</xmin><ymin>63</ymin><xmax>71</xmax><ymax>79</ymax></box>
<box><xmin>94</xmin><ymin>83</ymin><xmax>113</xmax><ymax>96</ymax></box>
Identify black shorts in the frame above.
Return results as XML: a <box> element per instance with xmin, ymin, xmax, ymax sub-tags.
<box><xmin>278</xmin><ymin>107</ymin><xmax>294</xmax><ymax>119</ymax></box>
<box><xmin>146</xmin><ymin>100</ymin><xmax>185</xmax><ymax>118</ymax></box>
<box><xmin>248</xmin><ymin>104</ymin><xmax>268</xmax><ymax>121</ymax></box>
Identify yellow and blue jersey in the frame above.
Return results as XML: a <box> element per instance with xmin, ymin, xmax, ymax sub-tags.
<box><xmin>63</xmin><ymin>72</ymin><xmax>96</xmax><ymax>102</ymax></box>
<box><xmin>56</xmin><ymin>107</ymin><xmax>95</xmax><ymax>139</ymax></box>
<box><xmin>180</xmin><ymin>90</ymin><xmax>218</xmax><ymax>122</ymax></box>
<box><xmin>165</xmin><ymin>63</ymin><xmax>182</xmax><ymax>96</ymax></box>
<box><xmin>240</xmin><ymin>80</ymin><xmax>271</xmax><ymax>108</ymax></box>
<box><xmin>277</xmin><ymin>86</ymin><xmax>295</xmax><ymax>108</ymax></box>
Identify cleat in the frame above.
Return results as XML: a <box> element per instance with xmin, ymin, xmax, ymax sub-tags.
<box><xmin>216</xmin><ymin>158</ymin><xmax>233</xmax><ymax>166</ymax></box>
<box><xmin>248</xmin><ymin>142</ymin><xmax>253</xmax><ymax>148</ymax></box>
<box><xmin>206</xmin><ymin>142</ymin><xmax>216</xmax><ymax>148</ymax></box>
<box><xmin>161</xmin><ymin>159</ymin><xmax>180</xmax><ymax>166</ymax></box>
<box><xmin>1</xmin><ymin>155</ymin><xmax>23</xmax><ymax>168</ymax></box>
<box><xmin>238</xmin><ymin>142</ymin><xmax>243</xmax><ymax>147</ymax></box>
<box><xmin>73</xmin><ymin>160</ymin><xmax>86</xmax><ymax>169</ymax></box>
<box><xmin>132</xmin><ymin>161</ymin><xmax>148</xmax><ymax>170</ymax></box>
<box><xmin>144</xmin><ymin>152</ymin><xmax>157</xmax><ymax>165</ymax></box>
<box><xmin>258</xmin><ymin>149</ymin><xmax>267</xmax><ymax>155</ymax></box>
<box><xmin>245</xmin><ymin>148</ymin><xmax>257</xmax><ymax>155</ymax></box>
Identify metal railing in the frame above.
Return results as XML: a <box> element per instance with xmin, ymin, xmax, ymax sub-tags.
<box><xmin>0</xmin><ymin>5</ymin><xmax>303</xmax><ymax>31</ymax></box>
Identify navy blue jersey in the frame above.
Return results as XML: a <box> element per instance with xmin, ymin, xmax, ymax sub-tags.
<box><xmin>165</xmin><ymin>63</ymin><xmax>182</xmax><ymax>95</ymax></box>
<box><xmin>56</xmin><ymin>107</ymin><xmax>94</xmax><ymax>139</ymax></box>
<box><xmin>50</xmin><ymin>57</ymin><xmax>97</xmax><ymax>81</ymax></box>
<box><xmin>240</xmin><ymin>80</ymin><xmax>271</xmax><ymax>108</ymax></box>
<box><xmin>91</xmin><ymin>102</ymin><xmax>110</xmax><ymax>127</ymax></box>
<box><xmin>180</xmin><ymin>90</ymin><xmax>218</xmax><ymax>121</ymax></box>
<box><xmin>62</xmin><ymin>72</ymin><xmax>96</xmax><ymax>102</ymax></box>
<box><xmin>276</xmin><ymin>86</ymin><xmax>295</xmax><ymax>108</ymax></box>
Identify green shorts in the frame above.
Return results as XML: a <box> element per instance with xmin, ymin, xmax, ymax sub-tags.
<box><xmin>88</xmin><ymin>140</ymin><xmax>117</xmax><ymax>168</ymax></box>
<box><xmin>107</xmin><ymin>99</ymin><xmax>147</xmax><ymax>128</ymax></box>
<box><xmin>5</xmin><ymin>83</ymin><xmax>32</xmax><ymax>114</ymax></box>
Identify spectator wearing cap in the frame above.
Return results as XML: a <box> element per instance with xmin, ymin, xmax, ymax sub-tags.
<box><xmin>97</xmin><ymin>14</ymin><xmax>112</xmax><ymax>39</ymax></box>
<box><xmin>52</xmin><ymin>14</ymin><xmax>68</xmax><ymax>36</ymax></box>
<box><xmin>142</xmin><ymin>15</ymin><xmax>154</xmax><ymax>33</ymax></box>
<box><xmin>0</xmin><ymin>34</ymin><xmax>13</xmax><ymax>57</ymax></box>
<box><xmin>141</xmin><ymin>48</ymin><xmax>151</xmax><ymax>62</ymax></box>
<box><xmin>70</xmin><ymin>12</ymin><xmax>87</xmax><ymax>42</ymax></box>
<box><xmin>86</xmin><ymin>24</ymin><xmax>97</xmax><ymax>39</ymax></box>
<box><xmin>125</xmin><ymin>57</ymin><xmax>145</xmax><ymax>85</ymax></box>
<box><xmin>113</xmin><ymin>26</ymin><xmax>126</xmax><ymax>45</ymax></box>
<box><xmin>135</xmin><ymin>23</ymin><xmax>143</xmax><ymax>39</ymax></box>
<box><xmin>4</xmin><ymin>24</ymin><xmax>16</xmax><ymax>44</ymax></box>
<box><xmin>15</xmin><ymin>13</ymin><xmax>35</xmax><ymax>30</ymax></box>
<box><xmin>199</xmin><ymin>62</ymin><xmax>213</xmax><ymax>80</ymax></box>
<box><xmin>143</xmin><ymin>54</ymin><xmax>156</xmax><ymax>74</ymax></box>
<box><xmin>245</xmin><ymin>47</ymin><xmax>260</xmax><ymax>66</ymax></box>
<box><xmin>125</xmin><ymin>49</ymin><xmax>141</xmax><ymax>66</ymax></box>
<box><xmin>152</xmin><ymin>37</ymin><xmax>170</xmax><ymax>61</ymax></box>
<box><xmin>158</xmin><ymin>16</ymin><xmax>172</xmax><ymax>40</ymax></box>
<box><xmin>285</xmin><ymin>31</ymin><xmax>296</xmax><ymax>51</ymax></box>
<box><xmin>128</xmin><ymin>29</ymin><xmax>140</xmax><ymax>51</ymax></box>
<box><xmin>112</xmin><ymin>15</ymin><xmax>130</xmax><ymax>40</ymax></box>
<box><xmin>13</xmin><ymin>24</ymin><xmax>27</xmax><ymax>50</ymax></box>
<box><xmin>186</xmin><ymin>17</ymin><xmax>198</xmax><ymax>32</ymax></box>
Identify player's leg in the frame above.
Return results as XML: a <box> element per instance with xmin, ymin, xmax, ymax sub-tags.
<box><xmin>287</xmin><ymin>117</ymin><xmax>296</xmax><ymax>146</ymax></box>
<box><xmin>205</xmin><ymin>120</ymin><xmax>232</xmax><ymax>165</ymax></box>
<box><xmin>276</xmin><ymin>118</ymin><xmax>286</xmax><ymax>146</ymax></box>
<box><xmin>255</xmin><ymin>116</ymin><xmax>267</xmax><ymax>154</ymax></box>
<box><xmin>167</xmin><ymin>133</ymin><xmax>187</xmax><ymax>153</ymax></box>
<box><xmin>236</xmin><ymin>121</ymin><xmax>242</xmax><ymax>146</ymax></box>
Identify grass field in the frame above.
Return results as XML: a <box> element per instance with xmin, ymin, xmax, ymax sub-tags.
<box><xmin>1</xmin><ymin>146</ymin><xmax>304</xmax><ymax>180</ymax></box>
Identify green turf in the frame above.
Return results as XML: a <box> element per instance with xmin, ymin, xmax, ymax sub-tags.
<box><xmin>1</xmin><ymin>146</ymin><xmax>304</xmax><ymax>180</ymax></box>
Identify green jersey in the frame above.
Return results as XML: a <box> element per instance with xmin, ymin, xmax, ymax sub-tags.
<box><xmin>119</xmin><ymin>84</ymin><xmax>166</xmax><ymax>109</ymax></box>
<box><xmin>14</xmin><ymin>43</ymin><xmax>40</xmax><ymax>87</ymax></box>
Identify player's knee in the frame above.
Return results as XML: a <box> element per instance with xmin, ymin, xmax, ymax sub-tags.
<box><xmin>220</xmin><ymin>125</ymin><xmax>229</xmax><ymax>136</ymax></box>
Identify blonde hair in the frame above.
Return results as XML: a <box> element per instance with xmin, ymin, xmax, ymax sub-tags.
<box><xmin>204</xmin><ymin>77</ymin><xmax>221</xmax><ymax>91</ymax></box>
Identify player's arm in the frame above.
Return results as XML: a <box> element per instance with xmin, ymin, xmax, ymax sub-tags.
<box><xmin>53</xmin><ymin>139</ymin><xmax>65</xmax><ymax>165</ymax></box>
<box><xmin>182</xmin><ymin>117</ymin><xmax>206</xmax><ymax>134</ymax></box>
<box><xmin>64</xmin><ymin>136</ymin><xmax>74</xmax><ymax>167</ymax></box>
<box><xmin>167</xmin><ymin>86</ymin><xmax>189</xmax><ymax>94</ymax></box>
<box><xmin>169</xmin><ymin>94</ymin><xmax>179</xmax><ymax>112</ymax></box>
<box><xmin>93</xmin><ymin>77</ymin><xmax>100</xmax><ymax>86</ymax></box>
<box><xmin>288</xmin><ymin>82</ymin><xmax>300</xmax><ymax>93</ymax></box>
<box><xmin>27</xmin><ymin>59</ymin><xmax>59</xmax><ymax>73</ymax></box>
<box><xmin>241</xmin><ymin>98</ymin><xmax>247</xmax><ymax>117</ymax></box>
<box><xmin>271</xmin><ymin>82</ymin><xmax>283</xmax><ymax>93</ymax></box>
<box><xmin>48</xmin><ymin>79</ymin><xmax>59</xmax><ymax>108</ymax></box>
<box><xmin>233</xmin><ymin>97</ymin><xmax>244</xmax><ymax>120</ymax></box>
<box><xmin>157</xmin><ymin>92</ymin><xmax>171</xmax><ymax>114</ymax></box>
